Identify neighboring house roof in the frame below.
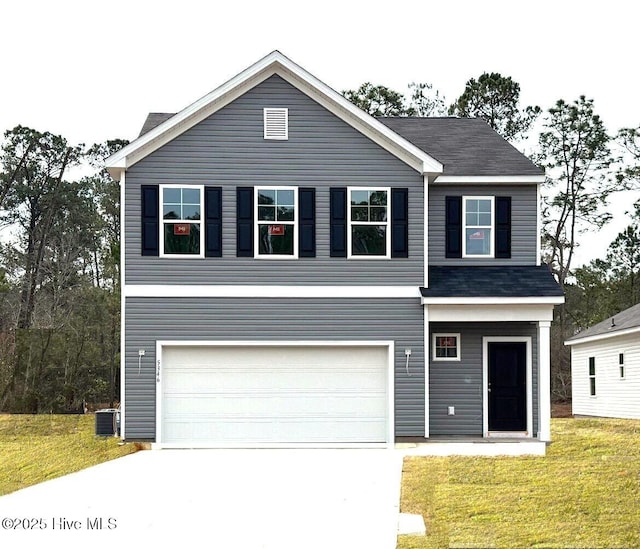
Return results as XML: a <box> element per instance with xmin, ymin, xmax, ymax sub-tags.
<box><xmin>138</xmin><ymin>113</ymin><xmax>173</xmax><ymax>137</ymax></box>
<box><xmin>378</xmin><ymin>117</ymin><xmax>543</xmax><ymax>178</ymax></box>
<box><xmin>421</xmin><ymin>266</ymin><xmax>564</xmax><ymax>302</ymax></box>
<box><xmin>105</xmin><ymin>50</ymin><xmax>443</xmax><ymax>180</ymax></box>
<box><xmin>565</xmin><ymin>302</ymin><xmax>640</xmax><ymax>345</ymax></box>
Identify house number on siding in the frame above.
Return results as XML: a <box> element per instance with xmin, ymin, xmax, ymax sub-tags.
<box><xmin>156</xmin><ymin>361</ymin><xmax>161</xmax><ymax>383</ymax></box>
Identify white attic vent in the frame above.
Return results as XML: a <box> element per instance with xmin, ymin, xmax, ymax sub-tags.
<box><xmin>264</xmin><ymin>108</ymin><xmax>288</xmax><ymax>140</ymax></box>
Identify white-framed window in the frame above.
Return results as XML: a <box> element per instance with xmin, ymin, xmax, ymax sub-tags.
<box><xmin>160</xmin><ymin>184</ymin><xmax>204</xmax><ymax>258</ymax></box>
<box><xmin>463</xmin><ymin>196</ymin><xmax>494</xmax><ymax>257</ymax></box>
<box><xmin>619</xmin><ymin>352</ymin><xmax>625</xmax><ymax>379</ymax></box>
<box><xmin>433</xmin><ymin>333</ymin><xmax>461</xmax><ymax>361</ymax></box>
<box><xmin>589</xmin><ymin>356</ymin><xmax>596</xmax><ymax>396</ymax></box>
<box><xmin>348</xmin><ymin>187</ymin><xmax>390</xmax><ymax>258</ymax></box>
<box><xmin>264</xmin><ymin>108</ymin><xmax>288</xmax><ymax>140</ymax></box>
<box><xmin>255</xmin><ymin>186</ymin><xmax>298</xmax><ymax>258</ymax></box>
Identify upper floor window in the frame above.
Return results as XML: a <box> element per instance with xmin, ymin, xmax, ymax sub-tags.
<box><xmin>463</xmin><ymin>196</ymin><xmax>494</xmax><ymax>257</ymax></box>
<box><xmin>160</xmin><ymin>185</ymin><xmax>204</xmax><ymax>257</ymax></box>
<box><xmin>255</xmin><ymin>186</ymin><xmax>297</xmax><ymax>258</ymax></box>
<box><xmin>348</xmin><ymin>187</ymin><xmax>390</xmax><ymax>258</ymax></box>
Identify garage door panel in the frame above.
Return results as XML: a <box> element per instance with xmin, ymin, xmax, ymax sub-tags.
<box><xmin>160</xmin><ymin>345</ymin><xmax>389</xmax><ymax>445</ymax></box>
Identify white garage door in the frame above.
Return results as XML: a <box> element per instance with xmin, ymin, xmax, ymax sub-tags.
<box><xmin>159</xmin><ymin>344</ymin><xmax>390</xmax><ymax>446</ymax></box>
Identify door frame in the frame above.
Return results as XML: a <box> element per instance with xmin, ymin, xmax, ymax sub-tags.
<box><xmin>154</xmin><ymin>340</ymin><xmax>395</xmax><ymax>448</ymax></box>
<box><xmin>482</xmin><ymin>336</ymin><xmax>533</xmax><ymax>438</ymax></box>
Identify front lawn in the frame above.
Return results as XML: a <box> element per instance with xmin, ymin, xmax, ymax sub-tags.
<box><xmin>398</xmin><ymin>418</ymin><xmax>640</xmax><ymax>548</ymax></box>
<box><xmin>0</xmin><ymin>414</ymin><xmax>138</xmax><ymax>496</ymax></box>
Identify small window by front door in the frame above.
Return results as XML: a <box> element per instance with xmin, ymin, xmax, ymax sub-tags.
<box><xmin>589</xmin><ymin>357</ymin><xmax>596</xmax><ymax>395</ymax></box>
<box><xmin>433</xmin><ymin>333</ymin><xmax>460</xmax><ymax>361</ymax></box>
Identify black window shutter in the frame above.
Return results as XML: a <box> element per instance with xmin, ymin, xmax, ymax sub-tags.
<box><xmin>141</xmin><ymin>185</ymin><xmax>159</xmax><ymax>256</ymax></box>
<box><xmin>204</xmin><ymin>187</ymin><xmax>222</xmax><ymax>257</ymax></box>
<box><xmin>330</xmin><ymin>187</ymin><xmax>347</xmax><ymax>257</ymax></box>
<box><xmin>445</xmin><ymin>196</ymin><xmax>462</xmax><ymax>258</ymax></box>
<box><xmin>298</xmin><ymin>187</ymin><xmax>316</xmax><ymax>257</ymax></box>
<box><xmin>495</xmin><ymin>196</ymin><xmax>512</xmax><ymax>258</ymax></box>
<box><xmin>236</xmin><ymin>187</ymin><xmax>254</xmax><ymax>257</ymax></box>
<box><xmin>391</xmin><ymin>188</ymin><xmax>409</xmax><ymax>258</ymax></box>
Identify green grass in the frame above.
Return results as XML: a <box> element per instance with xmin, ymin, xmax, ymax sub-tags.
<box><xmin>398</xmin><ymin>418</ymin><xmax>640</xmax><ymax>548</ymax></box>
<box><xmin>0</xmin><ymin>414</ymin><xmax>138</xmax><ymax>496</ymax></box>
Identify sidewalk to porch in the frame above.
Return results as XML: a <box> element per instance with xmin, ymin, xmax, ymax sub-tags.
<box><xmin>395</xmin><ymin>436</ymin><xmax>547</xmax><ymax>456</ymax></box>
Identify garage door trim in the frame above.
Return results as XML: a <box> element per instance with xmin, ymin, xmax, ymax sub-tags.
<box><xmin>154</xmin><ymin>340</ymin><xmax>395</xmax><ymax>449</ymax></box>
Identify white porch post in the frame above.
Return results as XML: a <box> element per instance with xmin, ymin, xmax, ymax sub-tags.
<box><xmin>424</xmin><ymin>305</ymin><xmax>429</xmax><ymax>438</ymax></box>
<box><xmin>538</xmin><ymin>321</ymin><xmax>552</xmax><ymax>442</ymax></box>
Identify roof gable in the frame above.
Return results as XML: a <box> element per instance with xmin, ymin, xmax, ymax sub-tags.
<box><xmin>105</xmin><ymin>51</ymin><xmax>442</xmax><ymax>180</ymax></box>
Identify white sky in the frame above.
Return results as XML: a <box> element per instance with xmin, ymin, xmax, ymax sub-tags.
<box><xmin>1</xmin><ymin>0</ymin><xmax>639</xmax><ymax>266</ymax></box>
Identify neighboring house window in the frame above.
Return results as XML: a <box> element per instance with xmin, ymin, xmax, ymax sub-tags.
<box><xmin>589</xmin><ymin>357</ymin><xmax>596</xmax><ymax>396</ymax></box>
<box><xmin>264</xmin><ymin>108</ymin><xmax>288</xmax><ymax>140</ymax></box>
<box><xmin>433</xmin><ymin>333</ymin><xmax>461</xmax><ymax>361</ymax></box>
<box><xmin>619</xmin><ymin>353</ymin><xmax>625</xmax><ymax>379</ymax></box>
<box><xmin>160</xmin><ymin>185</ymin><xmax>204</xmax><ymax>257</ymax></box>
<box><xmin>255</xmin><ymin>186</ymin><xmax>297</xmax><ymax>258</ymax></box>
<box><xmin>348</xmin><ymin>187</ymin><xmax>390</xmax><ymax>258</ymax></box>
<box><xmin>463</xmin><ymin>196</ymin><xmax>494</xmax><ymax>257</ymax></box>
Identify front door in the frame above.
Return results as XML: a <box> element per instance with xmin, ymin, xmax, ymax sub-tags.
<box><xmin>488</xmin><ymin>342</ymin><xmax>527</xmax><ymax>432</ymax></box>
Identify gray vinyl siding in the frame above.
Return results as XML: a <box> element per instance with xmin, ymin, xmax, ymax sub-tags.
<box><xmin>428</xmin><ymin>184</ymin><xmax>538</xmax><ymax>265</ymax></box>
<box><xmin>124</xmin><ymin>297</ymin><xmax>424</xmax><ymax>440</ymax></box>
<box><xmin>125</xmin><ymin>75</ymin><xmax>424</xmax><ymax>285</ymax></box>
<box><xmin>429</xmin><ymin>322</ymin><xmax>539</xmax><ymax>436</ymax></box>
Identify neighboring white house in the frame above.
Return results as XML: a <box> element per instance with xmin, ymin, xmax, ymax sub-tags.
<box><xmin>566</xmin><ymin>302</ymin><xmax>640</xmax><ymax>419</ymax></box>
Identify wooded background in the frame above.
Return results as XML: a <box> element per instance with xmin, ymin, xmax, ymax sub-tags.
<box><xmin>0</xmin><ymin>74</ymin><xmax>638</xmax><ymax>412</ymax></box>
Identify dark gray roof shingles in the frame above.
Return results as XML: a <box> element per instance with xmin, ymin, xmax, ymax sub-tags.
<box><xmin>378</xmin><ymin>117</ymin><xmax>543</xmax><ymax>177</ymax></box>
<box><xmin>139</xmin><ymin>113</ymin><xmax>174</xmax><ymax>137</ymax></box>
<box><xmin>567</xmin><ymin>302</ymin><xmax>640</xmax><ymax>341</ymax></box>
<box><xmin>421</xmin><ymin>266</ymin><xmax>563</xmax><ymax>298</ymax></box>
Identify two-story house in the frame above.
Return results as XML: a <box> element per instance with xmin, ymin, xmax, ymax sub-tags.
<box><xmin>106</xmin><ymin>51</ymin><xmax>563</xmax><ymax>451</ymax></box>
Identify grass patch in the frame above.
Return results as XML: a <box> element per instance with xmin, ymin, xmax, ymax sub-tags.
<box><xmin>0</xmin><ymin>414</ymin><xmax>138</xmax><ymax>496</ymax></box>
<box><xmin>398</xmin><ymin>418</ymin><xmax>640</xmax><ymax>548</ymax></box>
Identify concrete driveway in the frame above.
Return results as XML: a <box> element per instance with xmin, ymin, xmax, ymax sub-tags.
<box><xmin>0</xmin><ymin>449</ymin><xmax>403</xmax><ymax>548</ymax></box>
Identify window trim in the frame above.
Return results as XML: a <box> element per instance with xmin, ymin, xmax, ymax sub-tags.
<box><xmin>589</xmin><ymin>356</ymin><xmax>596</xmax><ymax>396</ymax></box>
<box><xmin>347</xmin><ymin>186</ymin><xmax>391</xmax><ymax>260</ymax></box>
<box><xmin>432</xmin><ymin>333</ymin><xmax>461</xmax><ymax>362</ymax></box>
<box><xmin>159</xmin><ymin>184</ymin><xmax>205</xmax><ymax>259</ymax></box>
<box><xmin>462</xmin><ymin>195</ymin><xmax>495</xmax><ymax>258</ymax></box>
<box><xmin>254</xmin><ymin>185</ymin><xmax>298</xmax><ymax>259</ymax></box>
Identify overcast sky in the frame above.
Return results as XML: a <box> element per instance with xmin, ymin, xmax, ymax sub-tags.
<box><xmin>2</xmin><ymin>0</ymin><xmax>639</xmax><ymax>266</ymax></box>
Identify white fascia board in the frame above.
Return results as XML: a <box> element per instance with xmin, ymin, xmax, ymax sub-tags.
<box><xmin>106</xmin><ymin>51</ymin><xmax>443</xmax><ymax>179</ymax></box>
<box><xmin>124</xmin><ymin>284</ymin><xmax>421</xmax><ymax>299</ymax></box>
<box><xmin>564</xmin><ymin>325</ymin><xmax>640</xmax><ymax>346</ymax></box>
<box><xmin>432</xmin><ymin>175</ymin><xmax>545</xmax><ymax>184</ymax></box>
<box><xmin>428</xmin><ymin>303</ymin><xmax>556</xmax><ymax>323</ymax></box>
<box><xmin>421</xmin><ymin>296</ymin><xmax>565</xmax><ymax>305</ymax></box>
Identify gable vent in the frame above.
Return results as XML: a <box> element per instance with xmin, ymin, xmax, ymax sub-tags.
<box><xmin>264</xmin><ymin>108</ymin><xmax>288</xmax><ymax>140</ymax></box>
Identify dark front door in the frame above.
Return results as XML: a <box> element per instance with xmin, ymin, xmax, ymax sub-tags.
<box><xmin>488</xmin><ymin>342</ymin><xmax>527</xmax><ymax>432</ymax></box>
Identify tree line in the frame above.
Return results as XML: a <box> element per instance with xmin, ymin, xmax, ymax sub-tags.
<box><xmin>0</xmin><ymin>129</ymin><xmax>126</xmax><ymax>412</ymax></box>
<box><xmin>0</xmin><ymin>73</ymin><xmax>638</xmax><ymax>411</ymax></box>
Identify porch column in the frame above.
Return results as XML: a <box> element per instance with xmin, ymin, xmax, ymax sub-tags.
<box><xmin>538</xmin><ymin>321</ymin><xmax>552</xmax><ymax>442</ymax></box>
<box><xmin>424</xmin><ymin>305</ymin><xmax>429</xmax><ymax>438</ymax></box>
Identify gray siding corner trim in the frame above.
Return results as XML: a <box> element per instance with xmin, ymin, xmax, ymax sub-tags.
<box><xmin>124</xmin><ymin>297</ymin><xmax>425</xmax><ymax>441</ymax></box>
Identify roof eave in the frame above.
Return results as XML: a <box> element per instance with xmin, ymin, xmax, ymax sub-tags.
<box><xmin>421</xmin><ymin>296</ymin><xmax>565</xmax><ymax>306</ymax></box>
<box><xmin>105</xmin><ymin>50</ymin><xmax>443</xmax><ymax>179</ymax></box>
<box><xmin>565</xmin><ymin>325</ymin><xmax>640</xmax><ymax>346</ymax></box>
<box><xmin>433</xmin><ymin>175</ymin><xmax>545</xmax><ymax>184</ymax></box>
